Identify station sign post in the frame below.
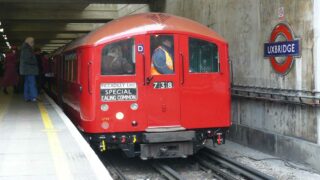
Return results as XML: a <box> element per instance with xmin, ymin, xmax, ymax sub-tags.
<box><xmin>264</xmin><ymin>23</ymin><xmax>301</xmax><ymax>75</ymax></box>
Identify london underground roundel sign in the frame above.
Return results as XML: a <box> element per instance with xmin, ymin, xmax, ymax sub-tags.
<box><xmin>264</xmin><ymin>23</ymin><xmax>300</xmax><ymax>75</ymax></box>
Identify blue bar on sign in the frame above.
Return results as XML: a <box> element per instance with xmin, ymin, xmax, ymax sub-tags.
<box><xmin>264</xmin><ymin>40</ymin><xmax>300</xmax><ymax>57</ymax></box>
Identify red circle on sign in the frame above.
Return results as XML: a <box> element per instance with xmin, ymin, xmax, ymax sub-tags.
<box><xmin>269</xmin><ymin>23</ymin><xmax>294</xmax><ymax>74</ymax></box>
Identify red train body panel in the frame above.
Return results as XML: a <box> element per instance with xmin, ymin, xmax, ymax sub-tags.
<box><xmin>49</xmin><ymin>13</ymin><xmax>231</xmax><ymax>159</ymax></box>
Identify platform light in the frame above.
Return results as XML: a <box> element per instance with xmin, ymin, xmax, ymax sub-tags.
<box><xmin>2</xmin><ymin>53</ymin><xmax>5</xmax><ymax>58</ymax></box>
<box><xmin>0</xmin><ymin>28</ymin><xmax>3</xmax><ymax>32</ymax></box>
<box><xmin>6</xmin><ymin>41</ymin><xmax>10</xmax><ymax>48</ymax></box>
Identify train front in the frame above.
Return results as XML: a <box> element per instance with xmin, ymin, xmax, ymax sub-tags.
<box><xmin>85</xmin><ymin>13</ymin><xmax>231</xmax><ymax>159</ymax></box>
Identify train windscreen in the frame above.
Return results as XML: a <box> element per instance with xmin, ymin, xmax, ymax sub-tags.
<box><xmin>101</xmin><ymin>38</ymin><xmax>135</xmax><ymax>75</ymax></box>
<box><xmin>189</xmin><ymin>38</ymin><xmax>219</xmax><ymax>73</ymax></box>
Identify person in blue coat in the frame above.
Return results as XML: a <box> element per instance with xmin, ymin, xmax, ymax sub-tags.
<box><xmin>19</xmin><ymin>37</ymin><xmax>39</xmax><ymax>102</ymax></box>
<box><xmin>151</xmin><ymin>37</ymin><xmax>174</xmax><ymax>75</ymax></box>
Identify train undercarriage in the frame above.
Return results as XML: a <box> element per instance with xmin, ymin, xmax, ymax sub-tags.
<box><xmin>85</xmin><ymin>128</ymin><xmax>228</xmax><ymax>159</ymax></box>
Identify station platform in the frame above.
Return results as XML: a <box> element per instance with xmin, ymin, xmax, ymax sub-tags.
<box><xmin>0</xmin><ymin>89</ymin><xmax>112</xmax><ymax>180</ymax></box>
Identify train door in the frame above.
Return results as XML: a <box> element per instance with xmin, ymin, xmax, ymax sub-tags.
<box><xmin>144</xmin><ymin>34</ymin><xmax>182</xmax><ymax>130</ymax></box>
<box><xmin>179</xmin><ymin>35</ymin><xmax>230</xmax><ymax>128</ymax></box>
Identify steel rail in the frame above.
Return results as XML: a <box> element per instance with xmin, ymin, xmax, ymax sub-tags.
<box><xmin>200</xmin><ymin>148</ymin><xmax>276</xmax><ymax>180</ymax></box>
<box><xmin>152</xmin><ymin>162</ymin><xmax>185</xmax><ymax>180</ymax></box>
<box><xmin>98</xmin><ymin>153</ymin><xmax>128</xmax><ymax>180</ymax></box>
<box><xmin>196</xmin><ymin>156</ymin><xmax>238</xmax><ymax>180</ymax></box>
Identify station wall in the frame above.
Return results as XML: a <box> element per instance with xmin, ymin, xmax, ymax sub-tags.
<box><xmin>147</xmin><ymin>0</ymin><xmax>320</xmax><ymax>171</ymax></box>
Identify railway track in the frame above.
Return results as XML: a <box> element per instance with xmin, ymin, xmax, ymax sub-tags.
<box><xmin>96</xmin><ymin>147</ymin><xmax>275</xmax><ymax>180</ymax></box>
<box><xmin>97</xmin><ymin>152</ymin><xmax>128</xmax><ymax>180</ymax></box>
<box><xmin>151</xmin><ymin>162</ymin><xmax>184</xmax><ymax>180</ymax></box>
<box><xmin>196</xmin><ymin>148</ymin><xmax>276</xmax><ymax>180</ymax></box>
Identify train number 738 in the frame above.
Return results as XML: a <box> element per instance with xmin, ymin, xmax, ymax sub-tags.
<box><xmin>153</xmin><ymin>81</ymin><xmax>174</xmax><ymax>89</ymax></box>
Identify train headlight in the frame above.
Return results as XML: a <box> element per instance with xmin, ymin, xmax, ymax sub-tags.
<box><xmin>101</xmin><ymin>104</ymin><xmax>109</xmax><ymax>111</ymax></box>
<box><xmin>101</xmin><ymin>122</ymin><xmax>109</xmax><ymax>129</ymax></box>
<box><xmin>130</xmin><ymin>103</ymin><xmax>139</xmax><ymax>110</ymax></box>
<box><xmin>116</xmin><ymin>112</ymin><xmax>124</xmax><ymax>120</ymax></box>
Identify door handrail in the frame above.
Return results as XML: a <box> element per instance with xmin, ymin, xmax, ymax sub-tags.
<box><xmin>180</xmin><ymin>52</ymin><xmax>185</xmax><ymax>85</ymax></box>
<box><xmin>142</xmin><ymin>54</ymin><xmax>146</xmax><ymax>85</ymax></box>
<box><xmin>88</xmin><ymin>61</ymin><xmax>92</xmax><ymax>94</ymax></box>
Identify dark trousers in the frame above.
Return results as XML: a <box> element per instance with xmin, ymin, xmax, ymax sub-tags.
<box><xmin>24</xmin><ymin>75</ymin><xmax>38</xmax><ymax>100</ymax></box>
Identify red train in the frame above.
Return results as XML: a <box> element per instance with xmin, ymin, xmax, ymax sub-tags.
<box><xmin>49</xmin><ymin>13</ymin><xmax>231</xmax><ymax>159</ymax></box>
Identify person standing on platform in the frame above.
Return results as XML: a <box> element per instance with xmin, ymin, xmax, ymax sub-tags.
<box><xmin>20</xmin><ymin>37</ymin><xmax>39</xmax><ymax>102</ymax></box>
<box><xmin>2</xmin><ymin>46</ymin><xmax>19</xmax><ymax>94</ymax></box>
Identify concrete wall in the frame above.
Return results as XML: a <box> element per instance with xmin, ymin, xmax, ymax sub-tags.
<box><xmin>157</xmin><ymin>0</ymin><xmax>314</xmax><ymax>90</ymax></box>
<box><xmin>117</xmin><ymin>4</ymin><xmax>149</xmax><ymax>17</ymax></box>
<box><xmin>314</xmin><ymin>1</ymin><xmax>320</xmax><ymax>146</ymax></box>
<box><xmin>143</xmin><ymin>0</ymin><xmax>320</xmax><ymax>171</ymax></box>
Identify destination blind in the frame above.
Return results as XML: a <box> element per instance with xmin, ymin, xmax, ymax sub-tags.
<box><xmin>100</xmin><ymin>83</ymin><xmax>138</xmax><ymax>101</ymax></box>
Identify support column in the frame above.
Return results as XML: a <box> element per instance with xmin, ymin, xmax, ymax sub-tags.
<box><xmin>313</xmin><ymin>0</ymin><xmax>320</xmax><ymax>145</ymax></box>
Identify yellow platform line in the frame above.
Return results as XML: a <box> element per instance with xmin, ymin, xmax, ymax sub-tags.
<box><xmin>38</xmin><ymin>102</ymin><xmax>74</xmax><ymax>180</ymax></box>
<box><xmin>0</xmin><ymin>93</ymin><xmax>12</xmax><ymax>122</ymax></box>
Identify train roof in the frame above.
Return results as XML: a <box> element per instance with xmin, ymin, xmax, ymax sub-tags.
<box><xmin>64</xmin><ymin>13</ymin><xmax>227</xmax><ymax>51</ymax></box>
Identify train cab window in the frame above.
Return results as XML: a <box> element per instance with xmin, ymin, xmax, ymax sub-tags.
<box><xmin>150</xmin><ymin>35</ymin><xmax>174</xmax><ymax>75</ymax></box>
<box><xmin>189</xmin><ymin>38</ymin><xmax>219</xmax><ymax>73</ymax></box>
<box><xmin>101</xmin><ymin>38</ymin><xmax>135</xmax><ymax>75</ymax></box>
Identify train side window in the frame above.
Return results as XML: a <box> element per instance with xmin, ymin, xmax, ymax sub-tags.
<box><xmin>101</xmin><ymin>38</ymin><xmax>135</xmax><ymax>75</ymax></box>
<box><xmin>150</xmin><ymin>35</ymin><xmax>174</xmax><ymax>75</ymax></box>
<box><xmin>73</xmin><ymin>56</ymin><xmax>78</xmax><ymax>82</ymax></box>
<box><xmin>64</xmin><ymin>52</ymin><xmax>77</xmax><ymax>82</ymax></box>
<box><xmin>189</xmin><ymin>38</ymin><xmax>219</xmax><ymax>73</ymax></box>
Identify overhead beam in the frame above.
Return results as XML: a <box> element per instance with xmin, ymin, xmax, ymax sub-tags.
<box><xmin>5</xmin><ymin>34</ymin><xmax>85</xmax><ymax>47</ymax></box>
<box><xmin>0</xmin><ymin>0</ymin><xmax>151</xmax><ymax>4</ymax></box>
<box><xmin>0</xmin><ymin>9</ymin><xmax>118</xmax><ymax>21</ymax></box>
<box><xmin>0</xmin><ymin>3</ymin><xmax>118</xmax><ymax>11</ymax></box>
<box><xmin>5</xmin><ymin>23</ymin><xmax>104</xmax><ymax>32</ymax></box>
<box><xmin>40</xmin><ymin>47</ymin><xmax>60</xmax><ymax>51</ymax></box>
<box><xmin>48</xmin><ymin>40</ymin><xmax>72</xmax><ymax>44</ymax></box>
<box><xmin>8</xmin><ymin>39</ymin><xmax>70</xmax><ymax>43</ymax></box>
<box><xmin>43</xmin><ymin>44</ymin><xmax>66</xmax><ymax>47</ymax></box>
<box><xmin>5</xmin><ymin>33</ymin><xmax>86</xmax><ymax>40</ymax></box>
<box><xmin>3</xmin><ymin>19</ymin><xmax>110</xmax><ymax>23</ymax></box>
<box><xmin>10</xmin><ymin>39</ymin><xmax>72</xmax><ymax>44</ymax></box>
